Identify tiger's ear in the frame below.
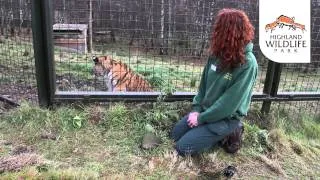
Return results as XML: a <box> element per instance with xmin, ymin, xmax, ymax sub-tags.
<box><xmin>93</xmin><ymin>56</ymin><xmax>99</xmax><ymax>64</ymax></box>
<box><xmin>106</xmin><ymin>56</ymin><xmax>113</xmax><ymax>65</ymax></box>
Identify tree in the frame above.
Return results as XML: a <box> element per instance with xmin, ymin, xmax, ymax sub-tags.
<box><xmin>88</xmin><ymin>0</ymin><xmax>93</xmax><ymax>53</ymax></box>
<box><xmin>0</xmin><ymin>4</ymin><xmax>5</xmax><ymax>35</ymax></box>
<box><xmin>159</xmin><ymin>0</ymin><xmax>165</xmax><ymax>55</ymax></box>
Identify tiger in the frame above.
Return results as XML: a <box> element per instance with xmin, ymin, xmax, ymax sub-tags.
<box><xmin>92</xmin><ymin>55</ymin><xmax>153</xmax><ymax>92</ymax></box>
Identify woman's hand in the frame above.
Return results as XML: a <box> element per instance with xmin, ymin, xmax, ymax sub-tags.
<box><xmin>187</xmin><ymin>112</ymin><xmax>200</xmax><ymax>128</ymax></box>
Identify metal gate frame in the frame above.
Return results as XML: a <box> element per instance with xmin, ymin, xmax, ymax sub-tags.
<box><xmin>31</xmin><ymin>0</ymin><xmax>320</xmax><ymax>112</ymax></box>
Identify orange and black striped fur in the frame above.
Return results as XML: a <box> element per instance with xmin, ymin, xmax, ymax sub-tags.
<box><xmin>93</xmin><ymin>55</ymin><xmax>153</xmax><ymax>92</ymax></box>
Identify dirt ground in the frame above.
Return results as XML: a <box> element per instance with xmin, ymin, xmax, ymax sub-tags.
<box><xmin>0</xmin><ymin>83</ymin><xmax>37</xmax><ymax>104</ymax></box>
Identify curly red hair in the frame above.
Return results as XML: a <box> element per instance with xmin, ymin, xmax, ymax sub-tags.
<box><xmin>210</xmin><ymin>9</ymin><xmax>254</xmax><ymax>71</ymax></box>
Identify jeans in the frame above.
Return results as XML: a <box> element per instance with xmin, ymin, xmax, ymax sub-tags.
<box><xmin>171</xmin><ymin>114</ymin><xmax>240</xmax><ymax>156</ymax></box>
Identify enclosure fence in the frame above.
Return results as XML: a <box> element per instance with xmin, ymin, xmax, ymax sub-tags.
<box><xmin>0</xmin><ymin>0</ymin><xmax>319</xmax><ymax>116</ymax></box>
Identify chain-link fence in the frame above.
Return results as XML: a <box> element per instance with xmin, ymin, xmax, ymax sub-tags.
<box><xmin>52</xmin><ymin>0</ymin><xmax>266</xmax><ymax>93</ymax></box>
<box><xmin>0</xmin><ymin>0</ymin><xmax>37</xmax><ymax>105</ymax></box>
<box><xmin>51</xmin><ymin>0</ymin><xmax>320</xmax><ymax>93</ymax></box>
<box><xmin>277</xmin><ymin>1</ymin><xmax>319</xmax><ymax>93</ymax></box>
<box><xmin>0</xmin><ymin>0</ymin><xmax>319</xmax><ymax>118</ymax></box>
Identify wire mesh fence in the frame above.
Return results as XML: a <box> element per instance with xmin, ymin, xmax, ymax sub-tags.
<box><xmin>0</xmin><ymin>0</ymin><xmax>37</xmax><ymax>104</ymax></box>
<box><xmin>278</xmin><ymin>1</ymin><xmax>320</xmax><ymax>93</ymax></box>
<box><xmin>0</xmin><ymin>0</ymin><xmax>319</xmax><ymax>116</ymax></box>
<box><xmin>52</xmin><ymin>0</ymin><xmax>266</xmax><ymax>93</ymax></box>
<box><xmin>272</xmin><ymin>100</ymin><xmax>320</xmax><ymax>125</ymax></box>
<box><xmin>52</xmin><ymin>0</ymin><xmax>319</xmax><ymax>97</ymax></box>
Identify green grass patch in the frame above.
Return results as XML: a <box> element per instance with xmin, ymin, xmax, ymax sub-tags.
<box><xmin>0</xmin><ymin>102</ymin><xmax>319</xmax><ymax>179</ymax></box>
<box><xmin>0</xmin><ymin>39</ymin><xmax>36</xmax><ymax>86</ymax></box>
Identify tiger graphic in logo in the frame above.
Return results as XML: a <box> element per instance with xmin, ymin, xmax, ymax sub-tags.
<box><xmin>92</xmin><ymin>55</ymin><xmax>153</xmax><ymax>92</ymax></box>
<box><xmin>265</xmin><ymin>15</ymin><xmax>306</xmax><ymax>33</ymax></box>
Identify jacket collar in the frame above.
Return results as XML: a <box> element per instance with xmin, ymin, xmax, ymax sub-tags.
<box><xmin>245</xmin><ymin>42</ymin><xmax>253</xmax><ymax>53</ymax></box>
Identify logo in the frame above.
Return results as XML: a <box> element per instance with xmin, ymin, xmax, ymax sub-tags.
<box><xmin>259</xmin><ymin>0</ymin><xmax>310</xmax><ymax>63</ymax></box>
<box><xmin>265</xmin><ymin>15</ymin><xmax>306</xmax><ymax>33</ymax></box>
<box><xmin>264</xmin><ymin>15</ymin><xmax>307</xmax><ymax>54</ymax></box>
<box><xmin>224</xmin><ymin>73</ymin><xmax>232</xmax><ymax>81</ymax></box>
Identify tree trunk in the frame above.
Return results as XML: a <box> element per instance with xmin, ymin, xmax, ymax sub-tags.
<box><xmin>88</xmin><ymin>0</ymin><xmax>93</xmax><ymax>53</ymax></box>
<box><xmin>159</xmin><ymin>0</ymin><xmax>165</xmax><ymax>55</ymax></box>
<box><xmin>18</xmin><ymin>0</ymin><xmax>24</xmax><ymax>36</ymax></box>
<box><xmin>129</xmin><ymin>1</ymin><xmax>139</xmax><ymax>46</ymax></box>
<box><xmin>0</xmin><ymin>7</ymin><xmax>5</xmax><ymax>35</ymax></box>
<box><xmin>172</xmin><ymin>0</ymin><xmax>176</xmax><ymax>54</ymax></box>
<box><xmin>109</xmin><ymin>0</ymin><xmax>116</xmax><ymax>43</ymax></box>
<box><xmin>7</xmin><ymin>0</ymin><xmax>14</xmax><ymax>38</ymax></box>
<box><xmin>203</xmin><ymin>1</ymin><xmax>215</xmax><ymax>55</ymax></box>
<box><xmin>62</xmin><ymin>0</ymin><xmax>66</xmax><ymax>23</ymax></box>
<box><xmin>168</xmin><ymin>0</ymin><xmax>172</xmax><ymax>54</ymax></box>
<box><xmin>150</xmin><ymin>0</ymin><xmax>154</xmax><ymax>49</ymax></box>
<box><xmin>198</xmin><ymin>0</ymin><xmax>206</xmax><ymax>57</ymax></box>
<box><xmin>184</xmin><ymin>2</ymin><xmax>189</xmax><ymax>55</ymax></box>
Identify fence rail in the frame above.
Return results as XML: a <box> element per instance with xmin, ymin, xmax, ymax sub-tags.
<box><xmin>54</xmin><ymin>91</ymin><xmax>320</xmax><ymax>103</ymax></box>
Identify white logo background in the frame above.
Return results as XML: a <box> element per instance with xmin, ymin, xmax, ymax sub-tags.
<box><xmin>259</xmin><ymin>0</ymin><xmax>311</xmax><ymax>63</ymax></box>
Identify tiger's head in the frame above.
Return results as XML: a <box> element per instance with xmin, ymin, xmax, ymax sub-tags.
<box><xmin>92</xmin><ymin>55</ymin><xmax>113</xmax><ymax>77</ymax></box>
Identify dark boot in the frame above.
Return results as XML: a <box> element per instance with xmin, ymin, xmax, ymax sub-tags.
<box><xmin>221</xmin><ymin>121</ymin><xmax>244</xmax><ymax>153</ymax></box>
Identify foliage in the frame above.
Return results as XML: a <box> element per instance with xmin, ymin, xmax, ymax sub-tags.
<box><xmin>0</xmin><ymin>102</ymin><xmax>319</xmax><ymax>179</ymax></box>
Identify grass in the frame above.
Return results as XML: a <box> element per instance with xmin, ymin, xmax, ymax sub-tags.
<box><xmin>0</xmin><ymin>39</ymin><xmax>36</xmax><ymax>86</ymax></box>
<box><xmin>0</xmin><ymin>101</ymin><xmax>319</xmax><ymax>179</ymax></box>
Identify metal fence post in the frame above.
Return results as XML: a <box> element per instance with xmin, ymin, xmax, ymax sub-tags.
<box><xmin>31</xmin><ymin>0</ymin><xmax>55</xmax><ymax>107</ymax></box>
<box><xmin>261</xmin><ymin>61</ymin><xmax>275</xmax><ymax>114</ymax></box>
<box><xmin>261</xmin><ymin>60</ymin><xmax>282</xmax><ymax>114</ymax></box>
<box><xmin>270</xmin><ymin>63</ymin><xmax>283</xmax><ymax>97</ymax></box>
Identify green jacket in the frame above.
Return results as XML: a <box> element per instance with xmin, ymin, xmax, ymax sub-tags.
<box><xmin>192</xmin><ymin>43</ymin><xmax>258</xmax><ymax>124</ymax></box>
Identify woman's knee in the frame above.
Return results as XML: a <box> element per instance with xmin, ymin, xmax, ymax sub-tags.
<box><xmin>175</xmin><ymin>141</ymin><xmax>197</xmax><ymax>156</ymax></box>
<box><xmin>170</xmin><ymin>115</ymin><xmax>190</xmax><ymax>141</ymax></box>
<box><xmin>174</xmin><ymin>125</ymin><xmax>219</xmax><ymax>156</ymax></box>
<box><xmin>170</xmin><ymin>127</ymin><xmax>180</xmax><ymax>142</ymax></box>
